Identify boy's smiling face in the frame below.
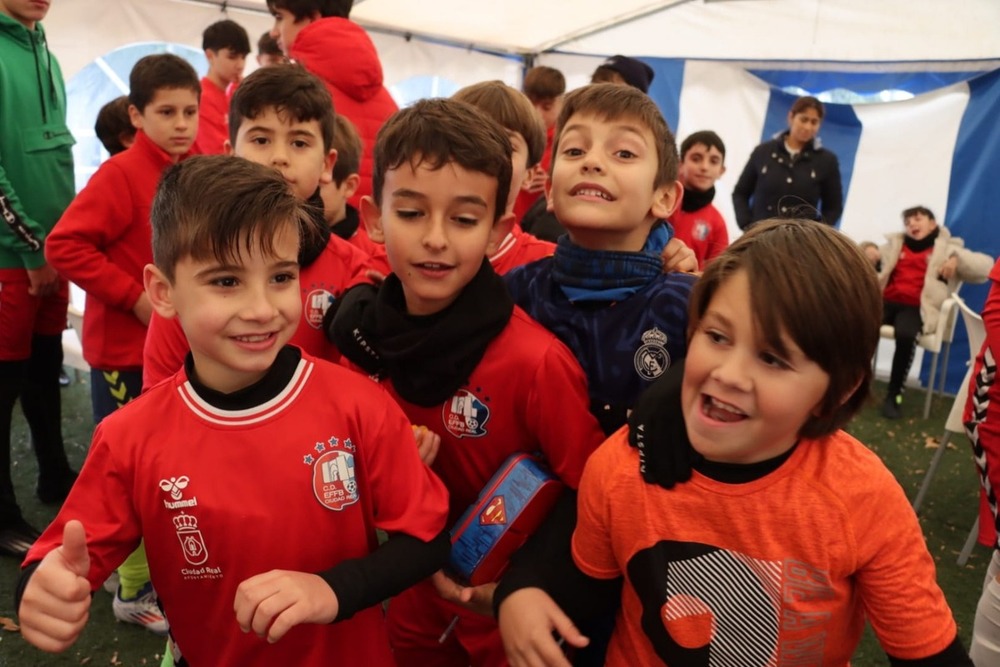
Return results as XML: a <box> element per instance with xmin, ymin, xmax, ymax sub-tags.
<box><xmin>129</xmin><ymin>87</ymin><xmax>199</xmax><ymax>161</ymax></box>
<box><xmin>362</xmin><ymin>158</ymin><xmax>512</xmax><ymax>316</ymax></box>
<box><xmin>904</xmin><ymin>211</ymin><xmax>937</xmax><ymax>241</ymax></box>
<box><xmin>681</xmin><ymin>270</ymin><xmax>830</xmax><ymax>465</ymax></box>
<box><xmin>230</xmin><ymin>106</ymin><xmax>336</xmax><ymax>201</ymax></box>
<box><xmin>546</xmin><ymin>111</ymin><xmax>678</xmax><ymax>252</ymax></box>
<box><xmin>146</xmin><ymin>222</ymin><xmax>302</xmax><ymax>394</ymax></box>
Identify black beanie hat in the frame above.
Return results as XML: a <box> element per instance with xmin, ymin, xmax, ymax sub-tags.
<box><xmin>602</xmin><ymin>55</ymin><xmax>655</xmax><ymax>93</ymax></box>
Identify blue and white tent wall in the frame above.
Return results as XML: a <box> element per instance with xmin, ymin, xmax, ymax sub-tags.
<box><xmin>644</xmin><ymin>59</ymin><xmax>999</xmax><ymax>394</ymax></box>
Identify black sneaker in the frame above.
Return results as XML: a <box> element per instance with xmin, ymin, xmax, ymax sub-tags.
<box><xmin>0</xmin><ymin>517</ymin><xmax>42</xmax><ymax>558</ymax></box>
<box><xmin>882</xmin><ymin>394</ymin><xmax>902</xmax><ymax>420</ymax></box>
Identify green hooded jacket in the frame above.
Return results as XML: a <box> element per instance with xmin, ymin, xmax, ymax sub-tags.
<box><xmin>0</xmin><ymin>12</ymin><xmax>75</xmax><ymax>270</ymax></box>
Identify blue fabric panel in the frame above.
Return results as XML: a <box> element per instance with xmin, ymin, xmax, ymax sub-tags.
<box><xmin>645</xmin><ymin>58</ymin><xmax>686</xmax><ymax>134</ymax></box>
<box><xmin>923</xmin><ymin>69</ymin><xmax>1000</xmax><ymax>394</ymax></box>
<box><xmin>749</xmin><ymin>69</ymin><xmax>982</xmax><ymax>96</ymax></box>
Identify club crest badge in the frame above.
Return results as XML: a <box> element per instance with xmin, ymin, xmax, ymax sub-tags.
<box><xmin>305</xmin><ymin>437</ymin><xmax>360</xmax><ymax>511</ymax></box>
<box><xmin>634</xmin><ymin>327</ymin><xmax>670</xmax><ymax>381</ymax></box>
<box><xmin>303</xmin><ymin>288</ymin><xmax>335</xmax><ymax>330</ymax></box>
<box><xmin>173</xmin><ymin>513</ymin><xmax>208</xmax><ymax>565</ymax></box>
<box><xmin>443</xmin><ymin>389</ymin><xmax>490</xmax><ymax>438</ymax></box>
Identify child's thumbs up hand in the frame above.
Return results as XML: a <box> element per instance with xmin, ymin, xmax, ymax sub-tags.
<box><xmin>18</xmin><ymin>520</ymin><xmax>93</xmax><ymax>653</ymax></box>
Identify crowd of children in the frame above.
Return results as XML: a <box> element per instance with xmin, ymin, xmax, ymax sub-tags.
<box><xmin>2</xmin><ymin>1</ymin><xmax>990</xmax><ymax>665</ymax></box>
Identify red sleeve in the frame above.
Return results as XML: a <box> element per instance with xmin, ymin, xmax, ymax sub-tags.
<box><xmin>22</xmin><ymin>422</ymin><xmax>143</xmax><ymax>589</ymax></box>
<box><xmin>327</xmin><ymin>234</ymin><xmax>377</xmax><ymax>289</ymax></box>
<box><xmin>44</xmin><ymin>162</ymin><xmax>144</xmax><ymax>311</ymax></box>
<box><xmin>525</xmin><ymin>336</ymin><xmax>606</xmax><ymax>489</ymax></box>
<box><xmin>142</xmin><ymin>313</ymin><xmax>189</xmax><ymax>392</ymax></box>
<box><xmin>359</xmin><ymin>384</ymin><xmax>449</xmax><ymax>540</ymax></box>
<box><xmin>704</xmin><ymin>208</ymin><xmax>730</xmax><ymax>264</ymax></box>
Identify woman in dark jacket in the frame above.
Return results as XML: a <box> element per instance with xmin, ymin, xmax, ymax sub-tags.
<box><xmin>732</xmin><ymin>96</ymin><xmax>843</xmax><ymax>229</ymax></box>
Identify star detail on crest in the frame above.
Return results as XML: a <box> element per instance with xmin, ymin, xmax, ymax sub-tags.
<box><xmin>344</xmin><ymin>438</ymin><xmax>355</xmax><ymax>451</ymax></box>
<box><xmin>303</xmin><ymin>454</ymin><xmax>315</xmax><ymax>465</ymax></box>
<box><xmin>328</xmin><ymin>436</ymin><xmax>339</xmax><ymax>448</ymax></box>
<box><xmin>315</xmin><ymin>442</ymin><xmax>326</xmax><ymax>453</ymax></box>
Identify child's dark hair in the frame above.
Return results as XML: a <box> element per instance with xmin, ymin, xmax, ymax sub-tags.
<box><xmin>128</xmin><ymin>54</ymin><xmax>201</xmax><ymax>113</ymax></box>
<box><xmin>689</xmin><ymin>219</ymin><xmax>882</xmax><ymax>439</ymax></box>
<box><xmin>522</xmin><ymin>66</ymin><xmax>565</xmax><ymax>103</ymax></box>
<box><xmin>680</xmin><ymin>130</ymin><xmax>726</xmax><ymax>161</ymax></box>
<box><xmin>332</xmin><ymin>114</ymin><xmax>362</xmax><ymax>185</ymax></box>
<box><xmin>902</xmin><ymin>205</ymin><xmax>935</xmax><ymax>222</ymax></box>
<box><xmin>202</xmin><ymin>19</ymin><xmax>251</xmax><ymax>55</ymax></box>
<box><xmin>258</xmin><ymin>31</ymin><xmax>282</xmax><ymax>57</ymax></box>
<box><xmin>151</xmin><ymin>155</ymin><xmax>310</xmax><ymax>282</ymax></box>
<box><xmin>266</xmin><ymin>0</ymin><xmax>352</xmax><ymax>19</ymax></box>
<box><xmin>789</xmin><ymin>95</ymin><xmax>824</xmax><ymax>119</ymax></box>
<box><xmin>228</xmin><ymin>63</ymin><xmax>335</xmax><ymax>151</ymax></box>
<box><xmin>554</xmin><ymin>83</ymin><xmax>678</xmax><ymax>188</ymax></box>
<box><xmin>372</xmin><ymin>98</ymin><xmax>512</xmax><ymax>221</ymax></box>
<box><xmin>452</xmin><ymin>81</ymin><xmax>545</xmax><ymax>169</ymax></box>
<box><xmin>94</xmin><ymin>96</ymin><xmax>135</xmax><ymax>156</ymax></box>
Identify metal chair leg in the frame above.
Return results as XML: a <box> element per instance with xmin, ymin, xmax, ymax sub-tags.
<box><xmin>923</xmin><ymin>350</ymin><xmax>940</xmax><ymax>419</ymax></box>
<box><xmin>936</xmin><ymin>341</ymin><xmax>951</xmax><ymax>397</ymax></box>
<box><xmin>912</xmin><ymin>431</ymin><xmax>952</xmax><ymax>513</ymax></box>
<box><xmin>958</xmin><ymin>517</ymin><xmax>981</xmax><ymax>566</ymax></box>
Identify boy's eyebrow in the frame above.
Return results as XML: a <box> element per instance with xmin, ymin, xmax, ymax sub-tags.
<box><xmin>193</xmin><ymin>259</ymin><xmax>299</xmax><ymax>279</ymax></box>
<box><xmin>562</xmin><ymin>122</ymin><xmax>649</xmax><ymax>143</ymax></box>
<box><xmin>390</xmin><ymin>188</ymin><xmax>489</xmax><ymax>208</ymax></box>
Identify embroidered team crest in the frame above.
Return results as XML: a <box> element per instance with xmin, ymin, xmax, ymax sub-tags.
<box><xmin>304</xmin><ymin>288</ymin><xmax>335</xmax><ymax>329</ymax></box>
<box><xmin>694</xmin><ymin>220</ymin><xmax>710</xmax><ymax>241</ymax></box>
<box><xmin>305</xmin><ymin>437</ymin><xmax>360</xmax><ymax>511</ymax></box>
<box><xmin>480</xmin><ymin>496</ymin><xmax>507</xmax><ymax>525</ymax></box>
<box><xmin>173</xmin><ymin>513</ymin><xmax>208</xmax><ymax>565</ymax></box>
<box><xmin>443</xmin><ymin>389</ymin><xmax>490</xmax><ymax>438</ymax></box>
<box><xmin>634</xmin><ymin>327</ymin><xmax>670</xmax><ymax>380</ymax></box>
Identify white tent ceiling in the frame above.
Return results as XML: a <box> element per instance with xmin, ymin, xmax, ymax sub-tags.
<box><xmin>187</xmin><ymin>0</ymin><xmax>1000</xmax><ymax>65</ymax></box>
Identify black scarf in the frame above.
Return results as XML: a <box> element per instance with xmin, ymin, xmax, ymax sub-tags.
<box><xmin>300</xmin><ymin>190</ymin><xmax>332</xmax><ymax>268</ymax></box>
<box><xmin>325</xmin><ymin>259</ymin><xmax>514</xmax><ymax>406</ymax></box>
<box><xmin>680</xmin><ymin>185</ymin><xmax>715</xmax><ymax>213</ymax></box>
<box><xmin>330</xmin><ymin>204</ymin><xmax>360</xmax><ymax>242</ymax></box>
<box><xmin>903</xmin><ymin>226</ymin><xmax>939</xmax><ymax>253</ymax></box>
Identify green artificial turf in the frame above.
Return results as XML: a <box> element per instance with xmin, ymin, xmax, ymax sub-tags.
<box><xmin>0</xmin><ymin>376</ymin><xmax>988</xmax><ymax>665</ymax></box>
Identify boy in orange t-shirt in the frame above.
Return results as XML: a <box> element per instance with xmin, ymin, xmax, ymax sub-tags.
<box><xmin>498</xmin><ymin>220</ymin><xmax>972</xmax><ymax>666</ymax></box>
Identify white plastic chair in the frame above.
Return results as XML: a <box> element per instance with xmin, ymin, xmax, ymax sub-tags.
<box><xmin>874</xmin><ymin>290</ymin><xmax>961</xmax><ymax>419</ymax></box>
<box><xmin>911</xmin><ymin>293</ymin><xmax>985</xmax><ymax>566</ymax></box>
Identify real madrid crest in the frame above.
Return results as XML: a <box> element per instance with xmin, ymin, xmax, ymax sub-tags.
<box><xmin>634</xmin><ymin>327</ymin><xmax>669</xmax><ymax>380</ymax></box>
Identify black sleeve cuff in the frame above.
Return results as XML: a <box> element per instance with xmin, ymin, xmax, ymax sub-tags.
<box><xmin>888</xmin><ymin>636</ymin><xmax>973</xmax><ymax>667</ymax></box>
<box><xmin>318</xmin><ymin>530</ymin><xmax>450</xmax><ymax>622</ymax></box>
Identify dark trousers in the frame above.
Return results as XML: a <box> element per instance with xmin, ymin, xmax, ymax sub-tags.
<box><xmin>90</xmin><ymin>368</ymin><xmax>143</xmax><ymax>425</ymax></box>
<box><xmin>0</xmin><ymin>335</ymin><xmax>72</xmax><ymax>524</ymax></box>
<box><xmin>883</xmin><ymin>300</ymin><xmax>922</xmax><ymax>396</ymax></box>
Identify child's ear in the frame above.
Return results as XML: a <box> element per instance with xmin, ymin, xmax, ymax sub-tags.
<box><xmin>128</xmin><ymin>104</ymin><xmax>143</xmax><ymax>131</ymax></box>
<box><xmin>360</xmin><ymin>196</ymin><xmax>385</xmax><ymax>244</ymax></box>
<box><xmin>719</xmin><ymin>163</ymin><xmax>727</xmax><ymax>178</ymax></box>
<box><xmin>543</xmin><ymin>176</ymin><xmax>555</xmax><ymax>213</ymax></box>
<box><xmin>223</xmin><ymin>139</ymin><xmax>234</xmax><ymax>155</ymax></box>
<box><xmin>320</xmin><ymin>149</ymin><xmax>338</xmax><ymax>186</ymax></box>
<box><xmin>486</xmin><ymin>212</ymin><xmax>516</xmax><ymax>256</ymax></box>
<box><xmin>651</xmin><ymin>181</ymin><xmax>683</xmax><ymax>220</ymax></box>
<box><xmin>343</xmin><ymin>173</ymin><xmax>361</xmax><ymax>200</ymax></box>
<box><xmin>143</xmin><ymin>264</ymin><xmax>177</xmax><ymax>319</ymax></box>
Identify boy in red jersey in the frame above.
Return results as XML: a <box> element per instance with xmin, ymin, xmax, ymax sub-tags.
<box><xmin>452</xmin><ymin>81</ymin><xmax>557</xmax><ymax>275</ymax></box>
<box><xmin>45</xmin><ymin>54</ymin><xmax>200</xmax><ymax>632</ymax></box>
<box><xmin>325</xmin><ymin>98</ymin><xmax>606</xmax><ymax>667</ymax></box>
<box><xmin>669</xmin><ymin>130</ymin><xmax>729</xmax><ymax>270</ymax></box>
<box><xmin>17</xmin><ymin>155</ymin><xmax>450</xmax><ymax>667</ymax></box>
<box><xmin>867</xmin><ymin>205</ymin><xmax>992</xmax><ymax>418</ymax></box>
<box><xmin>516</xmin><ymin>66</ymin><xmax>564</xmax><ymax>223</ymax></box>
<box><xmin>142</xmin><ymin>64</ymin><xmax>374</xmax><ymax>390</ymax></box>
<box><xmin>194</xmin><ymin>19</ymin><xmax>249</xmax><ymax>155</ymax></box>
<box><xmin>499</xmin><ymin>220</ymin><xmax>973</xmax><ymax>666</ymax></box>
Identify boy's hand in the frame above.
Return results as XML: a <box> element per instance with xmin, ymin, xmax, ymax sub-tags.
<box><xmin>661</xmin><ymin>238</ymin><xmax>698</xmax><ymax>273</ymax></box>
<box><xmin>412</xmin><ymin>425</ymin><xmax>441</xmax><ymax>466</ymax></box>
<box><xmin>862</xmin><ymin>245</ymin><xmax>881</xmax><ymax>268</ymax></box>
<box><xmin>235</xmin><ymin>570</ymin><xmax>339</xmax><ymax>643</ymax></box>
<box><xmin>26</xmin><ymin>263</ymin><xmax>59</xmax><ymax>297</ymax></box>
<box><xmin>132</xmin><ymin>293</ymin><xmax>153</xmax><ymax>326</ymax></box>
<box><xmin>19</xmin><ymin>520</ymin><xmax>93</xmax><ymax>653</ymax></box>
<box><xmin>939</xmin><ymin>255</ymin><xmax>959</xmax><ymax>280</ymax></box>
<box><xmin>430</xmin><ymin>570</ymin><xmax>496</xmax><ymax>617</ymax></box>
<box><xmin>522</xmin><ymin>166</ymin><xmax>547</xmax><ymax>195</ymax></box>
<box><xmin>498</xmin><ymin>588</ymin><xmax>588</xmax><ymax>667</ymax></box>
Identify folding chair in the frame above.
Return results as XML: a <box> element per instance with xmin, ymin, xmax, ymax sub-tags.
<box><xmin>874</xmin><ymin>288</ymin><xmax>962</xmax><ymax>419</ymax></box>
<box><xmin>911</xmin><ymin>293</ymin><xmax>986</xmax><ymax>565</ymax></box>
